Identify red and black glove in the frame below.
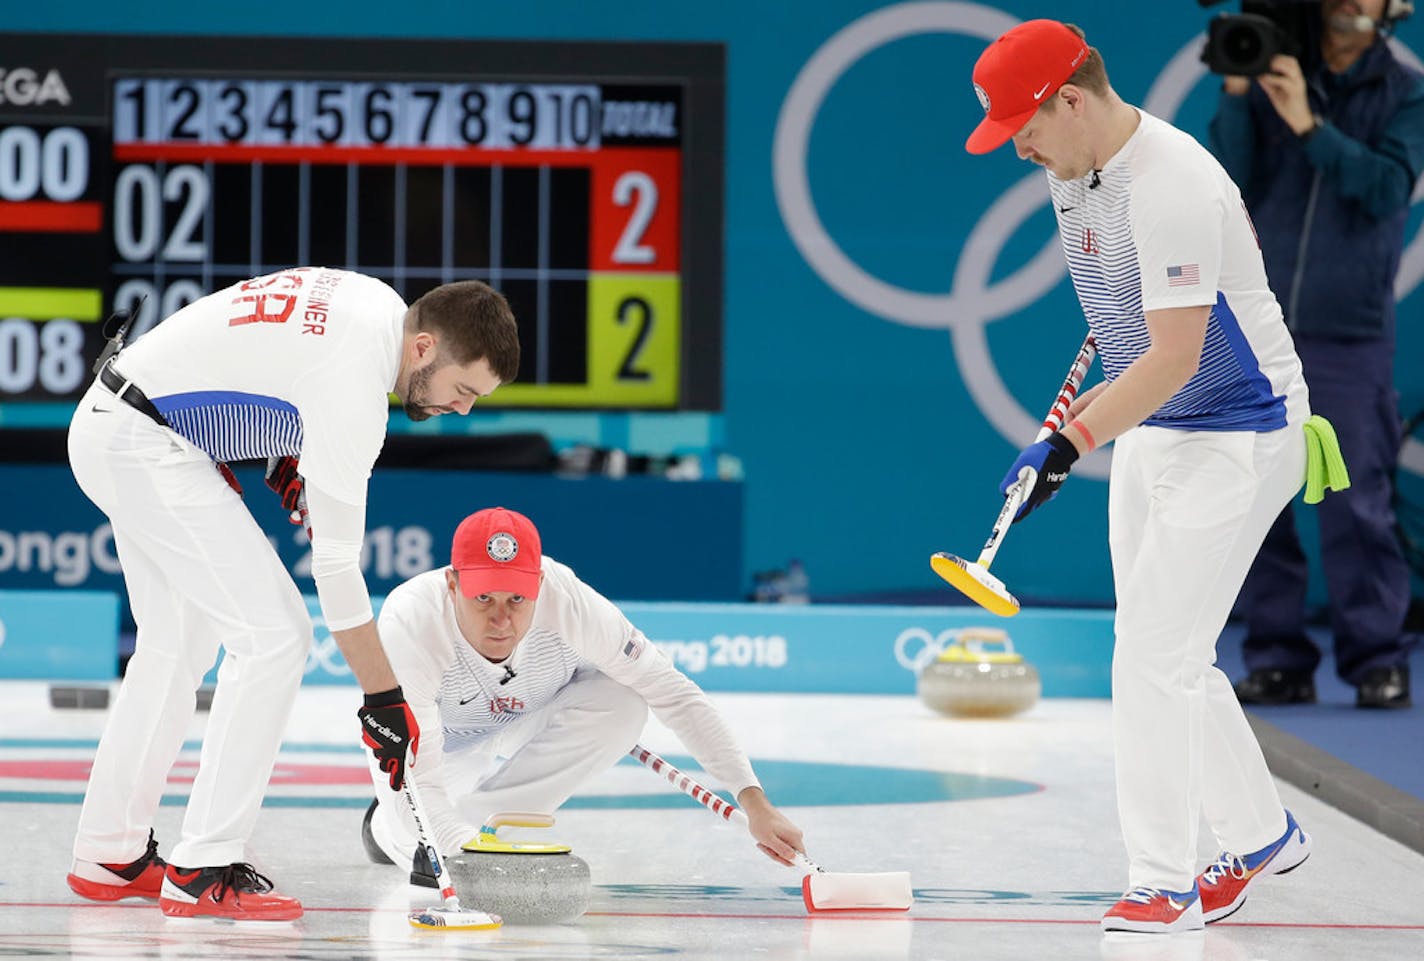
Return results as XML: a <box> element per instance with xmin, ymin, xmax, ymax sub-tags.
<box><xmin>264</xmin><ymin>455</ymin><xmax>303</xmax><ymax>510</ymax></box>
<box><xmin>265</xmin><ymin>455</ymin><xmax>312</xmax><ymax>540</ymax></box>
<box><xmin>358</xmin><ymin>687</ymin><xmax>420</xmax><ymax>791</ymax></box>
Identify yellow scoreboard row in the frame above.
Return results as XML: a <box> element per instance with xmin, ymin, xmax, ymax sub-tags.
<box><xmin>0</xmin><ymin>276</ymin><xmax>680</xmax><ymax>409</ymax></box>
<box><xmin>434</xmin><ymin>273</ymin><xmax>679</xmax><ymax>410</ymax></box>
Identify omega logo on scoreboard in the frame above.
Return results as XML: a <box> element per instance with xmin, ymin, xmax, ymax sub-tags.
<box><xmin>0</xmin><ymin>68</ymin><xmax>71</xmax><ymax>106</ymax></box>
<box><xmin>0</xmin><ymin>35</ymin><xmax>724</xmax><ymax>416</ymax></box>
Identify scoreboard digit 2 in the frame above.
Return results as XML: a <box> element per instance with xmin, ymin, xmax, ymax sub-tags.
<box><xmin>0</xmin><ymin>34</ymin><xmax>724</xmax><ymax>415</ymax></box>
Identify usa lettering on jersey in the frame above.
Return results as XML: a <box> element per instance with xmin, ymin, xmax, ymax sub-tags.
<box><xmin>225</xmin><ymin>267</ymin><xmax>345</xmax><ymax>332</ymax></box>
<box><xmin>489</xmin><ymin>695</ymin><xmax>525</xmax><ymax>715</ymax></box>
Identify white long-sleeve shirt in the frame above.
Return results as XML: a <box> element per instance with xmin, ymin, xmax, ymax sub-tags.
<box><xmin>377</xmin><ymin>557</ymin><xmax>760</xmax><ymax>849</ymax></box>
<box><xmin>116</xmin><ymin>267</ymin><xmax>405</xmax><ymax>629</ymax></box>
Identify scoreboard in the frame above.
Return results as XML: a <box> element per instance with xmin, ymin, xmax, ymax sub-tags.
<box><xmin>0</xmin><ymin>34</ymin><xmax>724</xmax><ymax>416</ymax></box>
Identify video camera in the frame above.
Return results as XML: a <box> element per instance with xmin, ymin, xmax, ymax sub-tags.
<box><xmin>1200</xmin><ymin>0</ymin><xmax>1415</xmax><ymax>76</ymax></box>
<box><xmin>1199</xmin><ymin>0</ymin><xmax>1323</xmax><ymax>76</ymax></box>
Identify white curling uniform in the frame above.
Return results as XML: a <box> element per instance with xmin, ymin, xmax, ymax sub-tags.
<box><xmin>68</xmin><ymin>268</ymin><xmax>405</xmax><ymax>869</ymax></box>
<box><xmin>1049</xmin><ymin>111</ymin><xmax>1310</xmax><ymax>891</ymax></box>
<box><xmin>366</xmin><ymin>559</ymin><xmax>760</xmax><ymax>861</ymax></box>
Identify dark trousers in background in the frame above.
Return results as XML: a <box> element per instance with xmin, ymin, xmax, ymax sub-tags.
<box><xmin>1238</xmin><ymin>337</ymin><xmax>1412</xmax><ymax>684</ymax></box>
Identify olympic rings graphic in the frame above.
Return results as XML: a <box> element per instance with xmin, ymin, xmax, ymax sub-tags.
<box><xmin>893</xmin><ymin>626</ymin><xmax>961</xmax><ymax>673</ymax></box>
<box><xmin>773</xmin><ymin>1</ymin><xmax>1424</xmax><ymax>478</ymax></box>
<box><xmin>893</xmin><ymin>624</ymin><xmax>1012</xmax><ymax>673</ymax></box>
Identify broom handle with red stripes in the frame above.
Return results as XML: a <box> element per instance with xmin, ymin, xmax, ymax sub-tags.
<box><xmin>1038</xmin><ymin>334</ymin><xmax>1097</xmax><ymax>442</ymax></box>
<box><xmin>627</xmin><ymin>743</ymin><xmax>822</xmax><ymax>874</ymax></box>
<box><xmin>977</xmin><ymin>333</ymin><xmax>1097</xmax><ymax>569</ymax></box>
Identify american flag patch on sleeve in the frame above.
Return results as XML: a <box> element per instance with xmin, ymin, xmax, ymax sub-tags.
<box><xmin>622</xmin><ymin>637</ymin><xmax>644</xmax><ymax>661</ymax></box>
<box><xmin>1166</xmin><ymin>264</ymin><xmax>1200</xmax><ymax>287</ymax></box>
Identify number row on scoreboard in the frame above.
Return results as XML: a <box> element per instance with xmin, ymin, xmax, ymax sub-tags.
<box><xmin>112</xmin><ymin>79</ymin><xmax>619</xmax><ymax>151</ymax></box>
<box><xmin>102</xmin><ymin>146</ymin><xmax>681</xmax><ymax>272</ymax></box>
<box><xmin>0</xmin><ymin>272</ymin><xmax>679</xmax><ymax>405</ymax></box>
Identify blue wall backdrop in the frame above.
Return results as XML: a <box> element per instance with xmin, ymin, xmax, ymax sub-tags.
<box><xmin>0</xmin><ymin>464</ymin><xmax>743</xmax><ymax>603</ymax></box>
<box><xmin>5</xmin><ymin>1</ymin><xmax>1423</xmax><ymax>607</ymax></box>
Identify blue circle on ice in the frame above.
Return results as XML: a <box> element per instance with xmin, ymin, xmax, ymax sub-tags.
<box><xmin>566</xmin><ymin>756</ymin><xmax>1040</xmax><ymax>809</ymax></box>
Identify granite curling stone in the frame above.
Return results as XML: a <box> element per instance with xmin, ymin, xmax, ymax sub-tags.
<box><xmin>445</xmin><ymin>813</ymin><xmax>591</xmax><ymax>924</ymax></box>
<box><xmin>917</xmin><ymin>628</ymin><xmax>1040</xmax><ymax>718</ymax></box>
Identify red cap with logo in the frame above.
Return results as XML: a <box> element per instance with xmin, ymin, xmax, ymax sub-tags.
<box><xmin>450</xmin><ymin>507</ymin><xmax>543</xmax><ymax>600</ymax></box>
<box><xmin>966</xmin><ymin>19</ymin><xmax>1089</xmax><ymax>155</ymax></box>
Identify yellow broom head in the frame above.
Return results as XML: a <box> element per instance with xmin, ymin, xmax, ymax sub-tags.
<box><xmin>929</xmin><ymin>552</ymin><xmax>1020</xmax><ymax>617</ymax></box>
<box><xmin>408</xmin><ymin>906</ymin><xmax>502</xmax><ymax>931</ymax></box>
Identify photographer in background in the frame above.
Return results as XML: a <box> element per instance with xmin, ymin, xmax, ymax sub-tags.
<box><xmin>1209</xmin><ymin>0</ymin><xmax>1424</xmax><ymax>709</ymax></box>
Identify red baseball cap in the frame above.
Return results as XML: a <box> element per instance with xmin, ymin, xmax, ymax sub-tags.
<box><xmin>966</xmin><ymin>20</ymin><xmax>1089</xmax><ymax>155</ymax></box>
<box><xmin>450</xmin><ymin>507</ymin><xmax>543</xmax><ymax>599</ymax></box>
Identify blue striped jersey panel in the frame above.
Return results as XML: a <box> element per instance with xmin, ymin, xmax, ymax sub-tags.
<box><xmin>1143</xmin><ymin>293</ymin><xmax>1286</xmax><ymax>430</ymax></box>
<box><xmin>152</xmin><ymin>390</ymin><xmax>304</xmax><ymax>463</ymax></box>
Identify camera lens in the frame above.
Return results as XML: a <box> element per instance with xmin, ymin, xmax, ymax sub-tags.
<box><xmin>1223</xmin><ymin>24</ymin><xmax>1265</xmax><ymax>66</ymax></box>
<box><xmin>1202</xmin><ymin>11</ymin><xmax>1291</xmax><ymax>77</ymax></box>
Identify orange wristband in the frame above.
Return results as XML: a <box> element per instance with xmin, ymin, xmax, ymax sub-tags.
<box><xmin>1073</xmin><ymin>421</ymin><xmax>1097</xmax><ymax>452</ymax></box>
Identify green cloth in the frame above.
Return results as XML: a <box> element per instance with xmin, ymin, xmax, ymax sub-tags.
<box><xmin>1303</xmin><ymin>415</ymin><xmax>1350</xmax><ymax>505</ymax></box>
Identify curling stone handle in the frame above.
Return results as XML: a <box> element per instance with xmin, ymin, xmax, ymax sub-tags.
<box><xmin>482</xmin><ymin>812</ymin><xmax>555</xmax><ymax>831</ymax></box>
<box><xmin>957</xmin><ymin>627</ymin><xmax>1014</xmax><ymax>656</ymax></box>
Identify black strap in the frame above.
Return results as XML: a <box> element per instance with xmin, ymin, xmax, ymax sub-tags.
<box><xmin>98</xmin><ymin>362</ymin><xmax>168</xmax><ymax>428</ymax></box>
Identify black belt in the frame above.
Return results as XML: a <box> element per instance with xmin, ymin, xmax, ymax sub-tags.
<box><xmin>99</xmin><ymin>362</ymin><xmax>168</xmax><ymax>428</ymax></box>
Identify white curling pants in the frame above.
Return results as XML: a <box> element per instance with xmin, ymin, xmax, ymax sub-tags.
<box><xmin>68</xmin><ymin>382</ymin><xmax>312</xmax><ymax>869</ymax></box>
<box><xmin>368</xmin><ymin>667</ymin><xmax>648</xmax><ymax>863</ymax></box>
<box><xmin>1109</xmin><ymin>423</ymin><xmax>1304</xmax><ymax>892</ymax></box>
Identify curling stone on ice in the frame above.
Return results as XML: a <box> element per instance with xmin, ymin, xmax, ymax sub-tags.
<box><xmin>445</xmin><ymin>812</ymin><xmax>591</xmax><ymax>924</ymax></box>
<box><xmin>917</xmin><ymin>628</ymin><xmax>1040</xmax><ymax>718</ymax></box>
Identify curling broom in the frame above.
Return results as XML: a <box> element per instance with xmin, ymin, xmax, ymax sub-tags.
<box><xmin>629</xmin><ymin>744</ymin><xmax>912</xmax><ymax>912</ymax></box>
<box><xmin>931</xmin><ymin>333</ymin><xmax>1097</xmax><ymax>616</ymax></box>
<box><xmin>402</xmin><ymin>765</ymin><xmax>502</xmax><ymax>931</ymax></box>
